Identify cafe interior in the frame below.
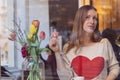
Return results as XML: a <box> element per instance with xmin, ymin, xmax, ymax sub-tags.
<box><xmin>0</xmin><ymin>0</ymin><xmax>120</xmax><ymax>80</ymax></box>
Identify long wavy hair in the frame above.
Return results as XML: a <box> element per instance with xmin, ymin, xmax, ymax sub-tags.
<box><xmin>64</xmin><ymin>5</ymin><xmax>100</xmax><ymax>53</ymax></box>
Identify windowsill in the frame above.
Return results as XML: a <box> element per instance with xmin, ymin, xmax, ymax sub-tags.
<box><xmin>2</xmin><ymin>67</ymin><xmax>22</xmax><ymax>80</ymax></box>
<box><xmin>1</xmin><ymin>77</ymin><xmax>14</xmax><ymax>80</ymax></box>
<box><xmin>7</xmin><ymin>68</ymin><xmax>21</xmax><ymax>73</ymax></box>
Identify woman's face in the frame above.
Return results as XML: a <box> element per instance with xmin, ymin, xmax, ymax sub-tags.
<box><xmin>83</xmin><ymin>9</ymin><xmax>98</xmax><ymax>34</ymax></box>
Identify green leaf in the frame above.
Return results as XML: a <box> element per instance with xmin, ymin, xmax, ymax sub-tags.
<box><xmin>17</xmin><ymin>36</ymin><xmax>25</xmax><ymax>46</ymax></box>
<box><xmin>30</xmin><ymin>47</ymin><xmax>37</xmax><ymax>62</ymax></box>
<box><xmin>38</xmin><ymin>48</ymin><xmax>51</xmax><ymax>54</ymax></box>
<box><xmin>31</xmin><ymin>41</ymin><xmax>38</xmax><ymax>47</ymax></box>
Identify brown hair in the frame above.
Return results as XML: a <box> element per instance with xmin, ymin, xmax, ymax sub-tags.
<box><xmin>64</xmin><ymin>5</ymin><xmax>100</xmax><ymax>53</ymax></box>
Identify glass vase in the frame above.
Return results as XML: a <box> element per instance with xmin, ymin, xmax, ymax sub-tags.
<box><xmin>22</xmin><ymin>56</ymin><xmax>45</xmax><ymax>80</ymax></box>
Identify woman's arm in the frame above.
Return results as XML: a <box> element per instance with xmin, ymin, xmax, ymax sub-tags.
<box><xmin>106</xmin><ymin>71</ymin><xmax>118</xmax><ymax>80</ymax></box>
<box><xmin>106</xmin><ymin>63</ymin><xmax>120</xmax><ymax>80</ymax></box>
<box><xmin>55</xmin><ymin>52</ymin><xmax>73</xmax><ymax>80</ymax></box>
<box><xmin>104</xmin><ymin>38</ymin><xmax>120</xmax><ymax>80</ymax></box>
<box><xmin>49</xmin><ymin>37</ymin><xmax>73</xmax><ymax>80</ymax></box>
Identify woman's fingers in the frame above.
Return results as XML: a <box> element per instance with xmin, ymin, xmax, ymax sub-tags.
<box><xmin>49</xmin><ymin>37</ymin><xmax>59</xmax><ymax>52</ymax></box>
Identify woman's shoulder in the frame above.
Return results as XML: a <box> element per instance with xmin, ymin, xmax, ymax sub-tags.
<box><xmin>99</xmin><ymin>38</ymin><xmax>112</xmax><ymax>48</ymax></box>
<box><xmin>100</xmin><ymin>38</ymin><xmax>110</xmax><ymax>43</ymax></box>
<box><xmin>63</xmin><ymin>41</ymin><xmax>76</xmax><ymax>53</ymax></box>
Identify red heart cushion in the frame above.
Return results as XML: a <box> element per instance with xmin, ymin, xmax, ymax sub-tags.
<box><xmin>71</xmin><ymin>56</ymin><xmax>104</xmax><ymax>79</ymax></box>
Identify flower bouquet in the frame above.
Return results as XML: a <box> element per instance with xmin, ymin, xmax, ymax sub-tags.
<box><xmin>8</xmin><ymin>20</ymin><xmax>50</xmax><ymax>80</ymax></box>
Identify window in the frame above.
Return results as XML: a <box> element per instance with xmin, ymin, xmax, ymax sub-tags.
<box><xmin>49</xmin><ymin>0</ymin><xmax>78</xmax><ymax>45</ymax></box>
<box><xmin>0</xmin><ymin>0</ymin><xmax>15</xmax><ymax>67</ymax></box>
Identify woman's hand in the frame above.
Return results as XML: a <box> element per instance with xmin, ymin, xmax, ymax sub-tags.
<box><xmin>49</xmin><ymin>32</ymin><xmax>60</xmax><ymax>53</ymax></box>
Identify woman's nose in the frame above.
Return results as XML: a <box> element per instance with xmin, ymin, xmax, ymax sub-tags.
<box><xmin>89</xmin><ymin>18</ymin><xmax>94</xmax><ymax>24</ymax></box>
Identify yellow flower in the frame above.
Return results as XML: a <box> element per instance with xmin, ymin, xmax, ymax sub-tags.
<box><xmin>30</xmin><ymin>24</ymin><xmax>37</xmax><ymax>34</ymax></box>
<box><xmin>28</xmin><ymin>33</ymin><xmax>33</xmax><ymax>39</ymax></box>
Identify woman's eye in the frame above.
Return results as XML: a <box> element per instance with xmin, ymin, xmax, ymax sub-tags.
<box><xmin>85</xmin><ymin>16</ymin><xmax>90</xmax><ymax>19</ymax></box>
<box><xmin>85</xmin><ymin>16</ymin><xmax>98</xmax><ymax>21</ymax></box>
<box><xmin>93</xmin><ymin>17</ymin><xmax>98</xmax><ymax>20</ymax></box>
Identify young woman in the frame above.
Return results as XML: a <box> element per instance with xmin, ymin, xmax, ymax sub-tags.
<box><xmin>49</xmin><ymin>5</ymin><xmax>120</xmax><ymax>80</ymax></box>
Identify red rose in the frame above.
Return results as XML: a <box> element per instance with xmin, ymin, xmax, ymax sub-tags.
<box><xmin>21</xmin><ymin>45</ymin><xmax>28</xmax><ymax>58</ymax></box>
<box><xmin>39</xmin><ymin>31</ymin><xmax>46</xmax><ymax>40</ymax></box>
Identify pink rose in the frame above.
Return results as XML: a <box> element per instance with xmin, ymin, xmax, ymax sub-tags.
<box><xmin>8</xmin><ymin>32</ymin><xmax>16</xmax><ymax>41</ymax></box>
<box><xmin>39</xmin><ymin>31</ymin><xmax>46</xmax><ymax>40</ymax></box>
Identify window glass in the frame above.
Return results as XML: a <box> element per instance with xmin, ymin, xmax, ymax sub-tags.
<box><xmin>0</xmin><ymin>0</ymin><xmax>15</xmax><ymax>67</ymax></box>
<box><xmin>49</xmin><ymin>0</ymin><xmax>78</xmax><ymax>45</ymax></box>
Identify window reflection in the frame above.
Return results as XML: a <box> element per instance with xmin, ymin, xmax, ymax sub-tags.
<box><xmin>0</xmin><ymin>0</ymin><xmax>8</xmax><ymax>66</ymax></box>
<box><xmin>0</xmin><ymin>38</ymin><xmax>9</xmax><ymax>66</ymax></box>
<box><xmin>0</xmin><ymin>0</ymin><xmax>15</xmax><ymax>67</ymax></box>
<box><xmin>49</xmin><ymin>0</ymin><xmax>78</xmax><ymax>45</ymax></box>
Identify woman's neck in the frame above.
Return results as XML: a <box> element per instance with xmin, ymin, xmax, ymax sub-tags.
<box><xmin>82</xmin><ymin>33</ymin><xmax>94</xmax><ymax>46</ymax></box>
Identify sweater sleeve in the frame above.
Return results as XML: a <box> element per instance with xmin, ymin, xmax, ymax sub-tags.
<box><xmin>55</xmin><ymin>52</ymin><xmax>73</xmax><ymax>80</ymax></box>
<box><xmin>103</xmin><ymin>38</ymin><xmax>120</xmax><ymax>77</ymax></box>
